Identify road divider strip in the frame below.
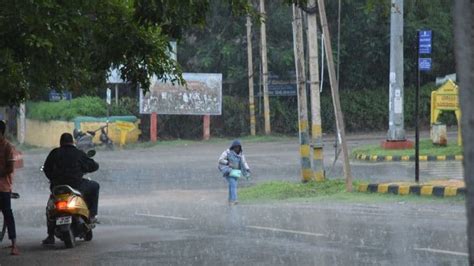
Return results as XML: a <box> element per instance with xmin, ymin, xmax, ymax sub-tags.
<box><xmin>358</xmin><ymin>182</ymin><xmax>465</xmax><ymax>197</ymax></box>
<box><xmin>413</xmin><ymin>247</ymin><xmax>468</xmax><ymax>257</ymax></box>
<box><xmin>354</xmin><ymin>153</ymin><xmax>463</xmax><ymax>162</ymax></box>
<box><xmin>246</xmin><ymin>225</ymin><xmax>325</xmax><ymax>237</ymax></box>
<box><xmin>135</xmin><ymin>212</ymin><xmax>189</xmax><ymax>221</ymax></box>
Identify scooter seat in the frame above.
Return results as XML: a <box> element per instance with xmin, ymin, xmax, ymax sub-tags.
<box><xmin>52</xmin><ymin>185</ymin><xmax>82</xmax><ymax>197</ymax></box>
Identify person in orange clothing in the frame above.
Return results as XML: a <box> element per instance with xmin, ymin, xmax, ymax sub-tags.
<box><xmin>0</xmin><ymin>120</ymin><xmax>19</xmax><ymax>255</ymax></box>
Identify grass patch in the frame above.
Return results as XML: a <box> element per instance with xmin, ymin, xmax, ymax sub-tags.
<box><xmin>239</xmin><ymin>180</ymin><xmax>356</xmax><ymax>201</ymax></box>
<box><xmin>239</xmin><ymin>180</ymin><xmax>465</xmax><ymax>204</ymax></box>
<box><xmin>351</xmin><ymin>139</ymin><xmax>462</xmax><ymax>157</ymax></box>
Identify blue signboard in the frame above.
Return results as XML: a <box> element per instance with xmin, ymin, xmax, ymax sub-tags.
<box><xmin>419</xmin><ymin>30</ymin><xmax>432</xmax><ymax>54</ymax></box>
<box><xmin>49</xmin><ymin>90</ymin><xmax>72</xmax><ymax>101</ymax></box>
<box><xmin>268</xmin><ymin>83</ymin><xmax>297</xmax><ymax>96</ymax></box>
<box><xmin>419</xmin><ymin>58</ymin><xmax>432</xmax><ymax>72</ymax></box>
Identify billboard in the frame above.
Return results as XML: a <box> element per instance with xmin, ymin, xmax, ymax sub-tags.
<box><xmin>140</xmin><ymin>73</ymin><xmax>222</xmax><ymax>115</ymax></box>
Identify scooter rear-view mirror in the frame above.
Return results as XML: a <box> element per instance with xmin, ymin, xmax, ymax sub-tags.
<box><xmin>86</xmin><ymin>150</ymin><xmax>96</xmax><ymax>158</ymax></box>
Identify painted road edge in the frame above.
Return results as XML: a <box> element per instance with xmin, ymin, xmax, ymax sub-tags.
<box><xmin>358</xmin><ymin>183</ymin><xmax>466</xmax><ymax>197</ymax></box>
<box><xmin>354</xmin><ymin>154</ymin><xmax>463</xmax><ymax>162</ymax></box>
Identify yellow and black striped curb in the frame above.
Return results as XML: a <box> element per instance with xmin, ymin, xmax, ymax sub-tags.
<box><xmin>358</xmin><ymin>183</ymin><xmax>466</xmax><ymax>197</ymax></box>
<box><xmin>354</xmin><ymin>154</ymin><xmax>463</xmax><ymax>162</ymax></box>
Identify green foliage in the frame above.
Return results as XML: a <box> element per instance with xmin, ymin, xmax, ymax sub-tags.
<box><xmin>178</xmin><ymin>0</ymin><xmax>247</xmax><ymax>92</ymax></box>
<box><xmin>0</xmin><ymin>0</ymin><xmax>254</xmax><ymax>105</ymax></box>
<box><xmin>269</xmin><ymin>97</ymin><xmax>298</xmax><ymax>134</ymax></box>
<box><xmin>212</xmin><ymin>96</ymin><xmax>250</xmax><ymax>137</ymax></box>
<box><xmin>178</xmin><ymin>0</ymin><xmax>454</xmax><ymax>97</ymax></box>
<box><xmin>110</xmin><ymin>97</ymin><xmax>139</xmax><ymax>117</ymax></box>
<box><xmin>27</xmin><ymin>96</ymin><xmax>134</xmax><ymax>121</ymax></box>
<box><xmin>327</xmin><ymin>83</ymin><xmax>437</xmax><ymax>133</ymax></box>
<box><xmin>157</xmin><ymin>115</ymin><xmax>203</xmax><ymax>139</ymax></box>
<box><xmin>178</xmin><ymin>0</ymin><xmax>294</xmax><ymax>97</ymax></box>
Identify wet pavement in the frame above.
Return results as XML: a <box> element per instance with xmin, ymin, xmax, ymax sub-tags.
<box><xmin>0</xmin><ymin>135</ymin><xmax>468</xmax><ymax>265</ymax></box>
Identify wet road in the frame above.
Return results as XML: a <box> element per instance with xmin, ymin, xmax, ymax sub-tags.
<box><xmin>0</xmin><ymin>135</ymin><xmax>467</xmax><ymax>265</ymax></box>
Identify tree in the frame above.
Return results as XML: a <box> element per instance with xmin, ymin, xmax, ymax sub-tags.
<box><xmin>453</xmin><ymin>1</ymin><xmax>474</xmax><ymax>263</ymax></box>
<box><xmin>178</xmin><ymin>0</ymin><xmax>454</xmax><ymax>94</ymax></box>
<box><xmin>0</xmin><ymin>0</ymin><xmax>252</xmax><ymax>105</ymax></box>
<box><xmin>178</xmin><ymin>0</ymin><xmax>294</xmax><ymax>98</ymax></box>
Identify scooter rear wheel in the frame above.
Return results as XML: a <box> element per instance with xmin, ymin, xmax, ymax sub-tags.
<box><xmin>84</xmin><ymin>230</ymin><xmax>93</xmax><ymax>241</ymax></box>
<box><xmin>63</xmin><ymin>230</ymin><xmax>75</xmax><ymax>248</ymax></box>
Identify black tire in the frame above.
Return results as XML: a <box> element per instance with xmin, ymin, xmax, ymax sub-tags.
<box><xmin>63</xmin><ymin>230</ymin><xmax>75</xmax><ymax>248</ymax></box>
<box><xmin>84</xmin><ymin>230</ymin><xmax>93</xmax><ymax>241</ymax></box>
<box><xmin>106</xmin><ymin>141</ymin><xmax>114</xmax><ymax>150</ymax></box>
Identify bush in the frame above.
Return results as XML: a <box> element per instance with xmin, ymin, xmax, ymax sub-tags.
<box><xmin>212</xmin><ymin>96</ymin><xmax>249</xmax><ymax>137</ymax></box>
<box><xmin>110</xmin><ymin>97</ymin><xmax>139</xmax><ymax>117</ymax></box>
<box><xmin>27</xmin><ymin>96</ymin><xmax>135</xmax><ymax>121</ymax></box>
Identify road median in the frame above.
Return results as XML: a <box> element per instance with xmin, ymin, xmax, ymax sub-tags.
<box><xmin>358</xmin><ymin>179</ymin><xmax>465</xmax><ymax>197</ymax></box>
<box><xmin>352</xmin><ymin>139</ymin><xmax>463</xmax><ymax>162</ymax></box>
<box><xmin>239</xmin><ymin>179</ymin><xmax>464</xmax><ymax>203</ymax></box>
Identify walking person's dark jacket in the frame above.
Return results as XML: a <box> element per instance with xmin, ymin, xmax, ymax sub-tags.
<box><xmin>43</xmin><ymin>144</ymin><xmax>99</xmax><ymax>189</ymax></box>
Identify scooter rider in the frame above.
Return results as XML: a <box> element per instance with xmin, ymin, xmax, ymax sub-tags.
<box><xmin>42</xmin><ymin>133</ymin><xmax>100</xmax><ymax>245</ymax></box>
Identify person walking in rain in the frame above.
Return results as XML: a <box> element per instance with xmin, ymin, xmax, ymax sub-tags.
<box><xmin>0</xmin><ymin>121</ymin><xmax>19</xmax><ymax>255</ymax></box>
<box><xmin>218</xmin><ymin>140</ymin><xmax>250</xmax><ymax>205</ymax></box>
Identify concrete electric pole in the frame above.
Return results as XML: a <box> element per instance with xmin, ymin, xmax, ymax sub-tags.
<box><xmin>260</xmin><ymin>0</ymin><xmax>271</xmax><ymax>135</ymax></box>
<box><xmin>306</xmin><ymin>0</ymin><xmax>325</xmax><ymax>181</ymax></box>
<box><xmin>383</xmin><ymin>0</ymin><xmax>412</xmax><ymax>149</ymax></box>
<box><xmin>246</xmin><ymin>16</ymin><xmax>257</xmax><ymax>136</ymax></box>
<box><xmin>317</xmin><ymin>0</ymin><xmax>352</xmax><ymax>191</ymax></box>
<box><xmin>18</xmin><ymin>103</ymin><xmax>26</xmax><ymax>144</ymax></box>
<box><xmin>292</xmin><ymin>4</ymin><xmax>313</xmax><ymax>182</ymax></box>
<box><xmin>454</xmin><ymin>1</ymin><xmax>474</xmax><ymax>263</ymax></box>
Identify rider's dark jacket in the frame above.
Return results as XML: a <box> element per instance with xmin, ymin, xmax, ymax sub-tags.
<box><xmin>43</xmin><ymin>144</ymin><xmax>99</xmax><ymax>188</ymax></box>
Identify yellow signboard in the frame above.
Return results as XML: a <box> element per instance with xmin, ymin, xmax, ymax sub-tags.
<box><xmin>430</xmin><ymin>80</ymin><xmax>462</xmax><ymax>145</ymax></box>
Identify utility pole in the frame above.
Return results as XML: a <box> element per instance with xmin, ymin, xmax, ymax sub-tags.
<box><xmin>246</xmin><ymin>15</ymin><xmax>256</xmax><ymax>136</ymax></box>
<box><xmin>454</xmin><ymin>1</ymin><xmax>473</xmax><ymax>263</ymax></box>
<box><xmin>306</xmin><ymin>0</ymin><xmax>324</xmax><ymax>181</ymax></box>
<box><xmin>18</xmin><ymin>103</ymin><xmax>26</xmax><ymax>145</ymax></box>
<box><xmin>317</xmin><ymin>0</ymin><xmax>352</xmax><ymax>191</ymax></box>
<box><xmin>292</xmin><ymin>4</ymin><xmax>313</xmax><ymax>182</ymax></box>
<box><xmin>384</xmin><ymin>0</ymin><xmax>411</xmax><ymax>148</ymax></box>
<box><xmin>260</xmin><ymin>0</ymin><xmax>271</xmax><ymax>135</ymax></box>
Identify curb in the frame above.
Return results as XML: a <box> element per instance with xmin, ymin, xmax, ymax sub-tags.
<box><xmin>354</xmin><ymin>154</ymin><xmax>463</xmax><ymax>162</ymax></box>
<box><xmin>358</xmin><ymin>183</ymin><xmax>466</xmax><ymax>197</ymax></box>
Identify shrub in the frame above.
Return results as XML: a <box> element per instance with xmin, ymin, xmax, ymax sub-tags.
<box><xmin>27</xmin><ymin>96</ymin><xmax>135</xmax><ymax>121</ymax></box>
